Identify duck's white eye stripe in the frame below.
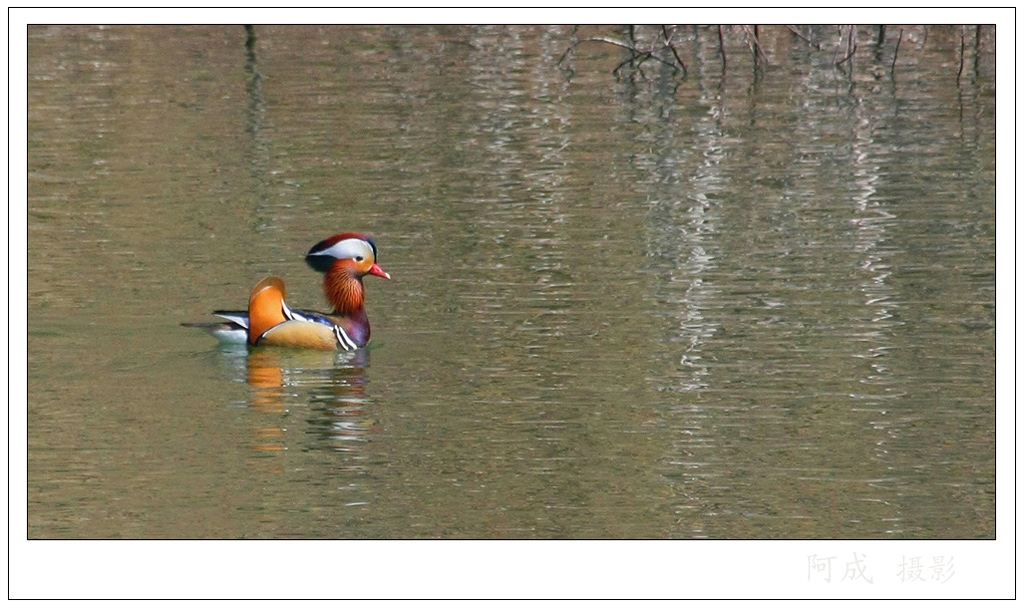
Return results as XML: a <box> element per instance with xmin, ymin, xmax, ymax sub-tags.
<box><xmin>310</xmin><ymin>238</ymin><xmax>373</xmax><ymax>261</ymax></box>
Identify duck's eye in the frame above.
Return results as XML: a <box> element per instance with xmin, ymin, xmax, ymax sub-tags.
<box><xmin>355</xmin><ymin>256</ymin><xmax>364</xmax><ymax>262</ymax></box>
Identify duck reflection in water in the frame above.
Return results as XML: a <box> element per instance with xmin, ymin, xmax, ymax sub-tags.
<box><xmin>219</xmin><ymin>346</ymin><xmax>379</xmax><ymax>457</ymax></box>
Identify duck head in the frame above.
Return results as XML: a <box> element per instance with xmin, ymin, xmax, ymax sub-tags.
<box><xmin>305</xmin><ymin>233</ymin><xmax>390</xmax><ymax>316</ymax></box>
<box><xmin>306</xmin><ymin>233</ymin><xmax>390</xmax><ymax>280</ymax></box>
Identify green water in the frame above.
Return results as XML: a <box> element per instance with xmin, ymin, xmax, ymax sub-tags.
<box><xmin>27</xmin><ymin>25</ymin><xmax>995</xmax><ymax>539</ymax></box>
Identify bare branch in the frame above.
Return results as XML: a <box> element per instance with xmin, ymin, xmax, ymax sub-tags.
<box><xmin>562</xmin><ymin>32</ymin><xmax>684</xmax><ymax>75</ymax></box>
<box><xmin>787</xmin><ymin>25</ymin><xmax>821</xmax><ymax>50</ymax></box>
<box><xmin>662</xmin><ymin>24</ymin><xmax>678</xmax><ymax>45</ymax></box>
<box><xmin>957</xmin><ymin>25</ymin><xmax>966</xmax><ymax>84</ymax></box>
<box><xmin>558</xmin><ymin>36</ymin><xmax>638</xmax><ymax>67</ymax></box>
<box><xmin>718</xmin><ymin>25</ymin><xmax>727</xmax><ymax>68</ymax></box>
<box><xmin>835</xmin><ymin>25</ymin><xmax>857</xmax><ymax>66</ymax></box>
<box><xmin>741</xmin><ymin>25</ymin><xmax>769</xmax><ymax>67</ymax></box>
<box><xmin>662</xmin><ymin>24</ymin><xmax>687</xmax><ymax>75</ymax></box>
<box><xmin>891</xmin><ymin>28</ymin><xmax>903</xmax><ymax>74</ymax></box>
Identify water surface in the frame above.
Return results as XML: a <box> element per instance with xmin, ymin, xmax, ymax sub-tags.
<box><xmin>27</xmin><ymin>25</ymin><xmax>995</xmax><ymax>539</ymax></box>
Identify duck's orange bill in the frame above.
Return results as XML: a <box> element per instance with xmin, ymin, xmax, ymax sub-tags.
<box><xmin>369</xmin><ymin>263</ymin><xmax>391</xmax><ymax>280</ymax></box>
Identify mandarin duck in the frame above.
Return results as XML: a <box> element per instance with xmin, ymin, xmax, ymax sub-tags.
<box><xmin>186</xmin><ymin>233</ymin><xmax>390</xmax><ymax>350</ymax></box>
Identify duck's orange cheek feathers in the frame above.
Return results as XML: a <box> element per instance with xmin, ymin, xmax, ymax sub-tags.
<box><xmin>247</xmin><ymin>277</ymin><xmax>289</xmax><ymax>344</ymax></box>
